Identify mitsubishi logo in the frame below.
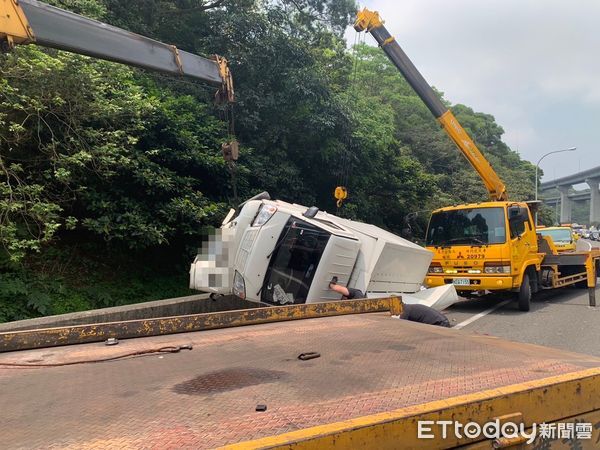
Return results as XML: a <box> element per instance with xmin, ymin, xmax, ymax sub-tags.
<box><xmin>456</xmin><ymin>252</ymin><xmax>464</xmax><ymax>259</ymax></box>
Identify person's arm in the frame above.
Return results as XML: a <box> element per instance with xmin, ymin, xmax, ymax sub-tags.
<box><xmin>329</xmin><ymin>282</ymin><xmax>350</xmax><ymax>298</ymax></box>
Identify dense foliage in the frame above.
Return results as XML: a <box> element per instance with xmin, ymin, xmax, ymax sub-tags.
<box><xmin>0</xmin><ymin>0</ymin><xmax>537</xmax><ymax>321</ymax></box>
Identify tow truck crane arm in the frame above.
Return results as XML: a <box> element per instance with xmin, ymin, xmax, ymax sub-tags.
<box><xmin>354</xmin><ymin>9</ymin><xmax>508</xmax><ymax>202</ymax></box>
<box><xmin>0</xmin><ymin>0</ymin><xmax>234</xmax><ymax>104</ymax></box>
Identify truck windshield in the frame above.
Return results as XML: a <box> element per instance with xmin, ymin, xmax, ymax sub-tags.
<box><xmin>261</xmin><ymin>218</ymin><xmax>330</xmax><ymax>305</ymax></box>
<box><xmin>539</xmin><ymin>228</ymin><xmax>572</xmax><ymax>243</ymax></box>
<box><xmin>426</xmin><ymin>207</ymin><xmax>506</xmax><ymax>246</ymax></box>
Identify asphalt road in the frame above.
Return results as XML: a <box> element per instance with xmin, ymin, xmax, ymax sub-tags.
<box><xmin>444</xmin><ymin>239</ymin><xmax>600</xmax><ymax>357</ymax></box>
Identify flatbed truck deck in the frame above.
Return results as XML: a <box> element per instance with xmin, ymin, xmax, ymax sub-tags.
<box><xmin>1</xmin><ymin>299</ymin><xmax>599</xmax><ymax>449</ymax></box>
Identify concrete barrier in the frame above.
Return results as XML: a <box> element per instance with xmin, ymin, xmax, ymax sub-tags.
<box><xmin>0</xmin><ymin>294</ymin><xmax>259</xmax><ymax>332</ymax></box>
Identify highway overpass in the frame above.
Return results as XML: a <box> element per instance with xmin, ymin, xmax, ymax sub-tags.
<box><xmin>540</xmin><ymin>165</ymin><xmax>600</xmax><ymax>224</ymax></box>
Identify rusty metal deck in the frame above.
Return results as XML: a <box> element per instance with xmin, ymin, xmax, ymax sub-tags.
<box><xmin>1</xmin><ymin>312</ymin><xmax>600</xmax><ymax>449</ymax></box>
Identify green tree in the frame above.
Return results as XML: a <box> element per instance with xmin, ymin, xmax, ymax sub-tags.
<box><xmin>0</xmin><ymin>0</ymin><xmax>542</xmax><ymax>321</ymax></box>
<box><xmin>1</xmin><ymin>45</ymin><xmax>232</xmax><ymax>259</ymax></box>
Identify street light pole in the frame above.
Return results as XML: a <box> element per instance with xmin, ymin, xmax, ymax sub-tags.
<box><xmin>535</xmin><ymin>147</ymin><xmax>577</xmax><ymax>226</ymax></box>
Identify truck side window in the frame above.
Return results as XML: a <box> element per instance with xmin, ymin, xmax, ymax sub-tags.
<box><xmin>509</xmin><ymin>207</ymin><xmax>529</xmax><ymax>239</ymax></box>
<box><xmin>510</xmin><ymin>219</ymin><xmax>525</xmax><ymax>239</ymax></box>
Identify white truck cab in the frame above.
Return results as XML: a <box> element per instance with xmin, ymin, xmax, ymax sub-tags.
<box><xmin>190</xmin><ymin>193</ymin><xmax>457</xmax><ymax>309</ymax></box>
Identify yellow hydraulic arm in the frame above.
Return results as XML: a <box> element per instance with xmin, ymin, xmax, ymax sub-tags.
<box><xmin>354</xmin><ymin>9</ymin><xmax>508</xmax><ymax>201</ymax></box>
<box><xmin>0</xmin><ymin>0</ymin><xmax>234</xmax><ymax>104</ymax></box>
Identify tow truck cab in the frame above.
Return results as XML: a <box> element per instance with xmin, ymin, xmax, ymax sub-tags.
<box><xmin>424</xmin><ymin>201</ymin><xmax>541</xmax><ymax>293</ymax></box>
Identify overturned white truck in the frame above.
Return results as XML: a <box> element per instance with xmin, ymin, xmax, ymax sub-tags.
<box><xmin>190</xmin><ymin>193</ymin><xmax>457</xmax><ymax>310</ymax></box>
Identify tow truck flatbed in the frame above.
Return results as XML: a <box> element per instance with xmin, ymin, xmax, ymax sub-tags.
<box><xmin>1</xmin><ymin>300</ymin><xmax>599</xmax><ymax>449</ymax></box>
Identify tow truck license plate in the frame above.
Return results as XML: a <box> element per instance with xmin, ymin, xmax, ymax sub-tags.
<box><xmin>453</xmin><ymin>278</ymin><xmax>470</xmax><ymax>286</ymax></box>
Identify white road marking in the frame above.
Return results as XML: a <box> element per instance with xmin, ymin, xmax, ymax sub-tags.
<box><xmin>452</xmin><ymin>299</ymin><xmax>512</xmax><ymax>330</ymax></box>
<box><xmin>576</xmin><ymin>239</ymin><xmax>593</xmax><ymax>252</ymax></box>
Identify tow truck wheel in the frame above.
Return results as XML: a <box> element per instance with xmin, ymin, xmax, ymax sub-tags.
<box><xmin>517</xmin><ymin>274</ymin><xmax>531</xmax><ymax>312</ymax></box>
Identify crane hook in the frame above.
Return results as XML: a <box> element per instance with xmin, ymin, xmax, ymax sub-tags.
<box><xmin>334</xmin><ymin>186</ymin><xmax>348</xmax><ymax>208</ymax></box>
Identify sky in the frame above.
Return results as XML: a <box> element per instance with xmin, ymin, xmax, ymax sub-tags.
<box><xmin>348</xmin><ymin>0</ymin><xmax>600</xmax><ymax>184</ymax></box>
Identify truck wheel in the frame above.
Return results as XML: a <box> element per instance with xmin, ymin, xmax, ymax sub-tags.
<box><xmin>517</xmin><ymin>274</ymin><xmax>531</xmax><ymax>312</ymax></box>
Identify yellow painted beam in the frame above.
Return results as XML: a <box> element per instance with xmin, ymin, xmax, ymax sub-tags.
<box><xmin>225</xmin><ymin>368</ymin><xmax>600</xmax><ymax>449</ymax></box>
<box><xmin>353</xmin><ymin>8</ymin><xmax>383</xmax><ymax>32</ymax></box>
<box><xmin>0</xmin><ymin>0</ymin><xmax>35</xmax><ymax>47</ymax></box>
<box><xmin>0</xmin><ymin>297</ymin><xmax>403</xmax><ymax>352</ymax></box>
<box><xmin>462</xmin><ymin>409</ymin><xmax>600</xmax><ymax>449</ymax></box>
<box><xmin>438</xmin><ymin>111</ymin><xmax>507</xmax><ymax>201</ymax></box>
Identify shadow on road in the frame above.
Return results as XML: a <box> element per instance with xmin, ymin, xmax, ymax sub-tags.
<box><xmin>447</xmin><ymin>283</ymin><xmax>598</xmax><ymax>317</ymax></box>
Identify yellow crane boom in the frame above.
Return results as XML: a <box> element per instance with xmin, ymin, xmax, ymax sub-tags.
<box><xmin>354</xmin><ymin>8</ymin><xmax>508</xmax><ymax>202</ymax></box>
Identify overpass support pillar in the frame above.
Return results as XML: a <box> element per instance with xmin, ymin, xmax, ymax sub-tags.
<box><xmin>586</xmin><ymin>178</ymin><xmax>600</xmax><ymax>225</ymax></box>
<box><xmin>557</xmin><ymin>185</ymin><xmax>572</xmax><ymax>224</ymax></box>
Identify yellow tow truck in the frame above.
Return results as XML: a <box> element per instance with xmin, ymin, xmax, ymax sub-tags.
<box><xmin>537</xmin><ymin>226</ymin><xmax>578</xmax><ymax>253</ymax></box>
<box><xmin>354</xmin><ymin>9</ymin><xmax>600</xmax><ymax>311</ymax></box>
